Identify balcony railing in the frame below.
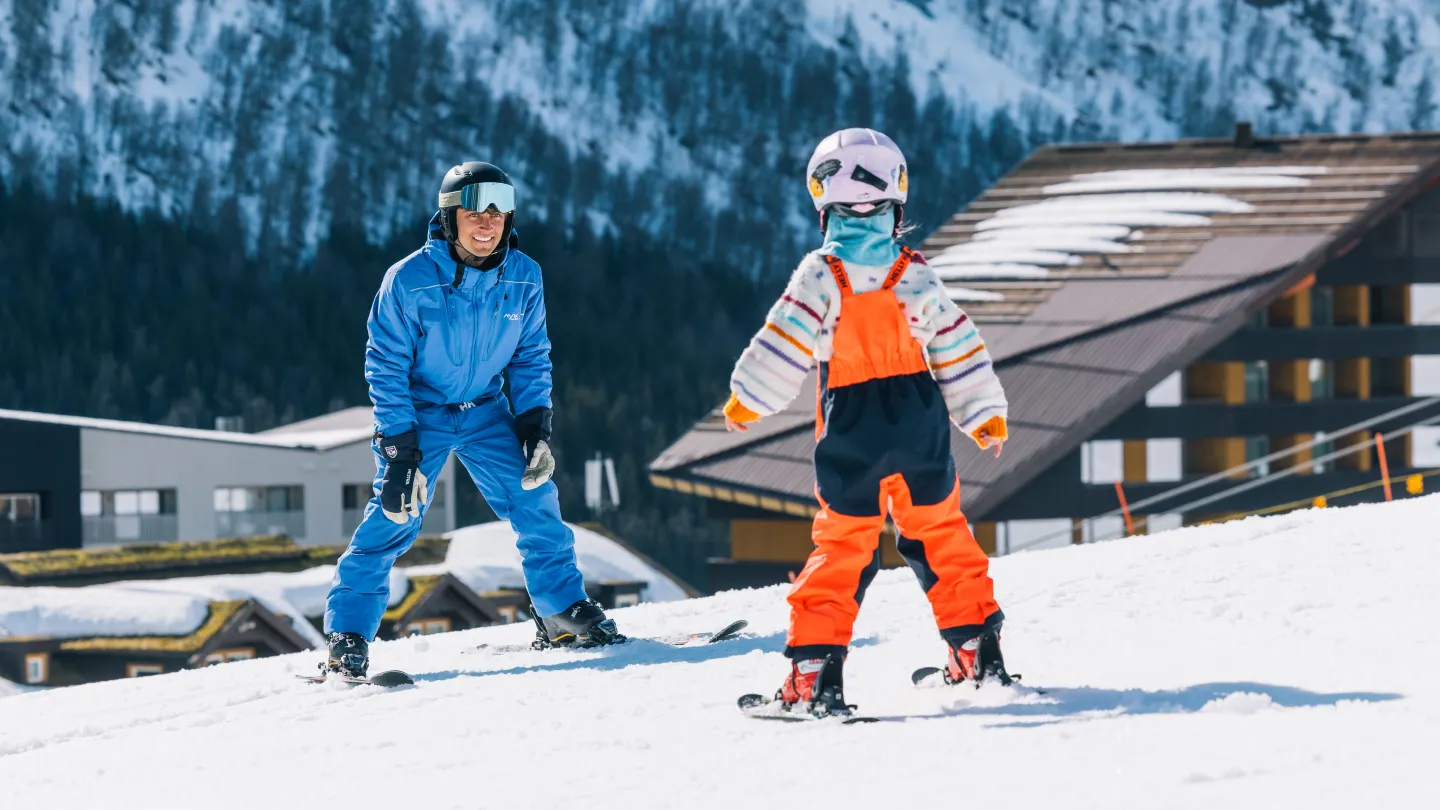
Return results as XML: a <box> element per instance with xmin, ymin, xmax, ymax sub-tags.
<box><xmin>82</xmin><ymin>514</ymin><xmax>181</xmax><ymax>547</ymax></box>
<box><xmin>217</xmin><ymin>510</ymin><xmax>306</xmax><ymax>540</ymax></box>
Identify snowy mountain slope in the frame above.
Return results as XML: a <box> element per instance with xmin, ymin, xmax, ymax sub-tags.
<box><xmin>3</xmin><ymin>496</ymin><xmax>1439</xmax><ymax>808</ymax></box>
<box><xmin>5</xmin><ymin>0</ymin><xmax>1440</xmax><ymax>270</ymax></box>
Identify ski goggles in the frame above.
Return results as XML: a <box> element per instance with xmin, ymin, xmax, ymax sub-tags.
<box><xmin>439</xmin><ymin>181</ymin><xmax>516</xmax><ymax>214</ymax></box>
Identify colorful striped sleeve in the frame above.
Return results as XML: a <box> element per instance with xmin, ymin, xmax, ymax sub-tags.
<box><xmin>727</xmin><ymin>260</ymin><xmax>828</xmax><ymax>421</ymax></box>
<box><xmin>913</xmin><ymin>262</ymin><xmax>1009</xmax><ymax>433</ymax></box>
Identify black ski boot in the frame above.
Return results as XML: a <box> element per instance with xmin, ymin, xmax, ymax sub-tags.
<box><xmin>534</xmin><ymin>599</ymin><xmax>622</xmax><ymax>648</ymax></box>
<box><xmin>323</xmin><ymin>632</ymin><xmax>369</xmax><ymax>678</ymax></box>
<box><xmin>779</xmin><ymin>652</ymin><xmax>854</xmax><ymax>718</ymax></box>
<box><xmin>943</xmin><ymin>628</ymin><xmax>1013</xmax><ymax>686</ymax></box>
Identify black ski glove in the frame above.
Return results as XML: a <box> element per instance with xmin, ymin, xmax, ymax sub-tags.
<box><xmin>376</xmin><ymin>430</ymin><xmax>427</xmax><ymax>524</ymax></box>
<box><xmin>515</xmin><ymin>407</ymin><xmax>555</xmax><ymax>491</ymax></box>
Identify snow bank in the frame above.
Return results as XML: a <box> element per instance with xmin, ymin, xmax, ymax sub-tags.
<box><xmin>410</xmin><ymin>521</ymin><xmax>689</xmax><ymax>603</ymax></box>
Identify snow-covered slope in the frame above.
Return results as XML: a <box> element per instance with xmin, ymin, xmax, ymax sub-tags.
<box><xmin>3</xmin><ymin>496</ymin><xmax>1438</xmax><ymax>807</ymax></box>
<box><xmin>6</xmin><ymin>0</ymin><xmax>1440</xmax><ymax>270</ymax></box>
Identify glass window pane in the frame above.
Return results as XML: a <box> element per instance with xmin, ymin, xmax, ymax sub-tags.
<box><xmin>139</xmin><ymin>490</ymin><xmax>160</xmax><ymax>514</ymax></box>
<box><xmin>214</xmin><ymin>488</ymin><xmax>230</xmax><ymax>512</ymax></box>
<box><xmin>234</xmin><ymin>488</ymin><xmax>250</xmax><ymax>512</ymax></box>
<box><xmin>81</xmin><ymin>491</ymin><xmax>102</xmax><ymax>517</ymax></box>
<box><xmin>289</xmin><ymin>486</ymin><xmax>304</xmax><ymax>510</ymax></box>
<box><xmin>114</xmin><ymin>491</ymin><xmax>139</xmax><ymax>515</ymax></box>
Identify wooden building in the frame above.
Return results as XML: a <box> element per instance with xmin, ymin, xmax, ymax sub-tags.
<box><xmin>651</xmin><ymin>127</ymin><xmax>1440</xmax><ymax>590</ymax></box>
<box><xmin>0</xmin><ymin>599</ymin><xmax>312</xmax><ymax>687</ymax></box>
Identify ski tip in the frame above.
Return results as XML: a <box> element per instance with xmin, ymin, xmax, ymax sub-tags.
<box><xmin>369</xmin><ymin>670</ymin><xmax>415</xmax><ymax>687</ymax></box>
<box><xmin>911</xmin><ymin>666</ymin><xmax>943</xmax><ymax>686</ymax></box>
<box><xmin>709</xmin><ymin>619</ymin><xmax>749</xmax><ymax>644</ymax></box>
<box><xmin>737</xmin><ymin>693</ymin><xmax>769</xmax><ymax>711</ymax></box>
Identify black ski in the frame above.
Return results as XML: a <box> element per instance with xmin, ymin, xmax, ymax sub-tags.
<box><xmin>468</xmin><ymin>618</ymin><xmax>748</xmax><ymax>655</ymax></box>
<box><xmin>736</xmin><ymin>693</ymin><xmax>878</xmax><ymax>724</ymax></box>
<box><xmin>297</xmin><ymin>669</ymin><xmax>415</xmax><ymax>688</ymax></box>
<box><xmin>911</xmin><ymin>665</ymin><xmax>1045</xmax><ymax>694</ymax></box>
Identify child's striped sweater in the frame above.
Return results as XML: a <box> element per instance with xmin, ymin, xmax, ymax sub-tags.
<box><xmin>726</xmin><ymin>249</ymin><xmax>1008</xmax><ymax>442</ymax></box>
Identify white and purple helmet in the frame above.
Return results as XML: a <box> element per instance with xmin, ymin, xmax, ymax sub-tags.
<box><xmin>806</xmin><ymin>128</ymin><xmax>908</xmax><ymax>214</ymax></box>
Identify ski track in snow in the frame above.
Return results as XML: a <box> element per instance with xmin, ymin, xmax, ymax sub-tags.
<box><xmin>3</xmin><ymin>497</ymin><xmax>1440</xmax><ymax>807</ymax></box>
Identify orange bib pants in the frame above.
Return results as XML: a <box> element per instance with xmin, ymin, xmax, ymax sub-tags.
<box><xmin>785</xmin><ymin>248</ymin><xmax>1003</xmax><ymax>660</ymax></box>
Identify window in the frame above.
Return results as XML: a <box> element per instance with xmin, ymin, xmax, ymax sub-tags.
<box><xmin>1244</xmin><ymin>361</ymin><xmax>1269</xmax><ymax>404</ymax></box>
<box><xmin>1080</xmin><ymin>440</ymin><xmax>1123</xmax><ymax>484</ymax></box>
<box><xmin>1246</xmin><ymin>436</ymin><xmax>1271</xmax><ymax>477</ymax></box>
<box><xmin>81</xmin><ymin>489</ymin><xmax>176</xmax><ymax>516</ymax></box>
<box><xmin>405</xmin><ymin>618</ymin><xmax>452</xmax><ymax>636</ymax></box>
<box><xmin>126</xmin><ymin>664</ymin><xmax>163</xmax><ymax>678</ymax></box>
<box><xmin>1</xmin><ymin>493</ymin><xmax>41</xmax><ymax>526</ymax></box>
<box><xmin>1311</xmin><ymin>287</ymin><xmax>1335</xmax><ymax>327</ymax></box>
<box><xmin>24</xmin><ymin>653</ymin><xmax>48</xmax><ymax>684</ymax></box>
<box><xmin>496</xmin><ymin>606</ymin><xmax>517</xmax><ymax>624</ymax></box>
<box><xmin>1248</xmin><ymin>308</ymin><xmax>1269</xmax><ymax>329</ymax></box>
<box><xmin>342</xmin><ymin>484</ymin><xmax>371</xmax><ymax>510</ymax></box>
<box><xmin>1146</xmin><ymin>439</ymin><xmax>1183</xmax><ymax>483</ymax></box>
<box><xmin>614</xmin><ymin>593</ymin><xmax>640</xmax><ymax>608</ymax></box>
<box><xmin>214</xmin><ymin>486</ymin><xmax>304</xmax><ymax>512</ymax></box>
<box><xmin>203</xmin><ymin>648</ymin><xmax>256</xmax><ymax>666</ymax></box>
<box><xmin>1144</xmin><ymin>372</ymin><xmax>1182</xmax><ymax>407</ymax></box>
<box><xmin>1309</xmin><ymin>360</ymin><xmax>1334</xmax><ymax>400</ymax></box>
<box><xmin>1312</xmin><ymin>431</ymin><xmax>1335</xmax><ymax>474</ymax></box>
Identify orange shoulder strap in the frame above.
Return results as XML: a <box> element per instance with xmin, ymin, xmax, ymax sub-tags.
<box><xmin>881</xmin><ymin>247</ymin><xmax>914</xmax><ymax>290</ymax></box>
<box><xmin>822</xmin><ymin>255</ymin><xmax>853</xmax><ymax>295</ymax></box>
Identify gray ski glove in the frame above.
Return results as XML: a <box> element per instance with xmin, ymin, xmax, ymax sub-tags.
<box><xmin>516</xmin><ymin>407</ymin><xmax>555</xmax><ymax>491</ymax></box>
<box><xmin>377</xmin><ymin>431</ymin><xmax>428</xmax><ymax>524</ymax></box>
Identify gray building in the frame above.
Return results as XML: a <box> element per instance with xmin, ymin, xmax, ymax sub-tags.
<box><xmin>0</xmin><ymin>407</ymin><xmax>457</xmax><ymax>552</ymax></box>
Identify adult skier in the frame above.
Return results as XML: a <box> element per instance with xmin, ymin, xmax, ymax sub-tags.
<box><xmin>725</xmin><ymin>129</ymin><xmax>1011</xmax><ymax>716</ymax></box>
<box><xmin>322</xmin><ymin>162</ymin><xmax>618</xmax><ymax>678</ymax></box>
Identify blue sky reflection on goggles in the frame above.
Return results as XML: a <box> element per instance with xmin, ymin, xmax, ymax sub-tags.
<box><xmin>438</xmin><ymin>182</ymin><xmax>516</xmax><ymax>213</ymax></box>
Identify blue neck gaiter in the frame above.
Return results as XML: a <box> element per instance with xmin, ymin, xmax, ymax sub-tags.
<box><xmin>822</xmin><ymin>210</ymin><xmax>900</xmax><ymax>267</ymax></box>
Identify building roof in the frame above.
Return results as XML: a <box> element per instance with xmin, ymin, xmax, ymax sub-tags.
<box><xmin>651</xmin><ymin>130</ymin><xmax>1440</xmax><ymax>520</ymax></box>
<box><xmin>0</xmin><ymin>407</ymin><xmax>373</xmax><ymax>451</ymax></box>
<box><xmin>0</xmin><ymin>535</ymin><xmax>320</xmax><ymax>586</ymax></box>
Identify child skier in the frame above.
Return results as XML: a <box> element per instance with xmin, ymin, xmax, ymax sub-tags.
<box><xmin>725</xmin><ymin>128</ymin><xmax>1011</xmax><ymax>717</ymax></box>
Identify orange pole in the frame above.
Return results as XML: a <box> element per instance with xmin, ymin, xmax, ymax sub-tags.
<box><xmin>1114</xmin><ymin>480</ymin><xmax>1136</xmax><ymax>535</ymax></box>
<box><xmin>1375</xmin><ymin>433</ymin><xmax>1393</xmax><ymax>502</ymax></box>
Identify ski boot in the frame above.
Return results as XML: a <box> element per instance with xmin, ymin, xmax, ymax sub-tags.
<box><xmin>533</xmin><ymin>599</ymin><xmax>623</xmax><ymax>648</ymax></box>
<box><xmin>776</xmin><ymin>653</ymin><xmax>854</xmax><ymax>718</ymax></box>
<box><xmin>322</xmin><ymin>632</ymin><xmax>369</xmax><ymax>678</ymax></box>
<box><xmin>942</xmin><ymin>628</ymin><xmax>1013</xmax><ymax>686</ymax></box>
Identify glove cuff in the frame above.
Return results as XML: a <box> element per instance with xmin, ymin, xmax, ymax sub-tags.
<box><xmin>376</xmin><ymin>430</ymin><xmax>422</xmax><ymax>463</ymax></box>
<box><xmin>516</xmin><ymin>407</ymin><xmax>553</xmax><ymax>443</ymax></box>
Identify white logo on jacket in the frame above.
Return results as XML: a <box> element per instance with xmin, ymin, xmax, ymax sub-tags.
<box><xmin>504</xmin><ymin>313</ymin><xmax>522</xmax><ymax>321</ymax></box>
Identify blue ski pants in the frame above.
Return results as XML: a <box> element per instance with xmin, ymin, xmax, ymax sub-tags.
<box><xmin>324</xmin><ymin>396</ymin><xmax>587</xmax><ymax>639</ymax></box>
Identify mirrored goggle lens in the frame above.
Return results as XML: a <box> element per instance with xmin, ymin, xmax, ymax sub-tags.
<box><xmin>438</xmin><ymin>182</ymin><xmax>516</xmax><ymax>214</ymax></box>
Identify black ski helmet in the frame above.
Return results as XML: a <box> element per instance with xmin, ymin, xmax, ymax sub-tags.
<box><xmin>438</xmin><ymin>161</ymin><xmax>515</xmax><ymax>242</ymax></box>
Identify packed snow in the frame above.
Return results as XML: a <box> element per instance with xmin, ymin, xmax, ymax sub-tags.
<box><xmin>2</xmin><ymin>496</ymin><xmax>1438</xmax><ymax>807</ymax></box>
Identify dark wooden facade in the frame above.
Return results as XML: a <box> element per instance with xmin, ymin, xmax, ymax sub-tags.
<box><xmin>378</xmin><ymin>573</ymin><xmax>506</xmax><ymax>639</ymax></box>
<box><xmin>0</xmin><ymin>599</ymin><xmax>313</xmax><ymax>687</ymax></box>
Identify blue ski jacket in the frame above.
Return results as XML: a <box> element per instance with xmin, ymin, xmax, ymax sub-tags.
<box><xmin>365</xmin><ymin>214</ymin><xmax>554</xmax><ymax>437</ymax></box>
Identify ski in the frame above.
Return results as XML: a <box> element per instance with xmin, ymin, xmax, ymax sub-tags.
<box><xmin>735</xmin><ymin>693</ymin><xmax>878</xmax><ymax>724</ymax></box>
<box><xmin>467</xmin><ymin>618</ymin><xmax>748</xmax><ymax>655</ymax></box>
<box><xmin>297</xmin><ymin>669</ymin><xmax>415</xmax><ymax>688</ymax></box>
<box><xmin>911</xmin><ymin>665</ymin><xmax>1045</xmax><ymax>694</ymax></box>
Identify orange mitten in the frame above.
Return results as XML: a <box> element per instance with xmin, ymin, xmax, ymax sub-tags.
<box><xmin>969</xmin><ymin>415</ymin><xmax>1008</xmax><ymax>449</ymax></box>
<box><xmin>724</xmin><ymin>394</ymin><xmax>761</xmax><ymax>425</ymax></box>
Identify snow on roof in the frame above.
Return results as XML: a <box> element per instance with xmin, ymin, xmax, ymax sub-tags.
<box><xmin>944</xmin><ymin>287</ymin><xmax>1008</xmax><ymax>302</ymax></box>
<box><xmin>0</xmin><ymin>567</ymin><xmax>410</xmax><ymax>648</ymax></box>
<box><xmin>410</xmin><ymin>521</ymin><xmax>690</xmax><ymax>603</ymax></box>
<box><xmin>0</xmin><ymin>409</ymin><xmax>371</xmax><ymax>451</ymax></box>
<box><xmin>261</xmin><ymin>406</ymin><xmax>375</xmax><ymax>436</ymax></box>
<box><xmin>938</xmin><ymin>166</ymin><xmax>1326</xmax><ymax>300</ymax></box>
<box><xmin>0</xmin><ymin>586</ymin><xmax>210</xmax><ymax>640</ymax></box>
<box><xmin>1042</xmin><ymin>167</ymin><xmax>1330</xmax><ymax>195</ymax></box>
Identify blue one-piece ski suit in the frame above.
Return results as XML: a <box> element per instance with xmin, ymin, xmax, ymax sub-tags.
<box><xmin>324</xmin><ymin>215</ymin><xmax>587</xmax><ymax>639</ymax></box>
